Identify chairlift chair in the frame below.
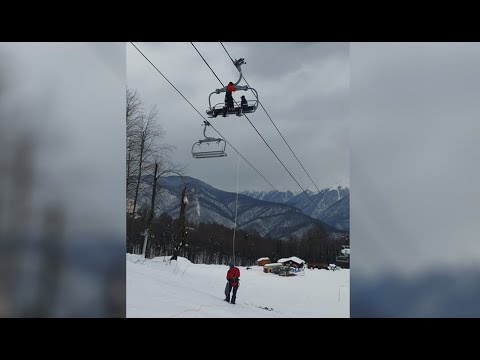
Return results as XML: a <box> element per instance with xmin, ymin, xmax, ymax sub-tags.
<box><xmin>191</xmin><ymin>121</ymin><xmax>227</xmax><ymax>159</ymax></box>
<box><xmin>205</xmin><ymin>58</ymin><xmax>259</xmax><ymax>118</ymax></box>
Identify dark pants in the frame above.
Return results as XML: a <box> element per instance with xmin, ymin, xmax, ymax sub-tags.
<box><xmin>225</xmin><ymin>283</ymin><xmax>238</xmax><ymax>304</ymax></box>
<box><xmin>225</xmin><ymin>93</ymin><xmax>234</xmax><ymax>110</ymax></box>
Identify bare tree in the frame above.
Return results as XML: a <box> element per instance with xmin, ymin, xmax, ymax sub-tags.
<box><xmin>126</xmin><ymin>88</ymin><xmax>188</xmax><ymax>256</ymax></box>
<box><xmin>144</xmin><ymin>155</ymin><xmax>186</xmax><ymax>258</ymax></box>
<box><xmin>126</xmin><ymin>88</ymin><xmax>142</xmax><ymax>126</ymax></box>
<box><xmin>129</xmin><ymin>106</ymin><xmax>164</xmax><ymax>218</ymax></box>
<box><xmin>126</xmin><ymin>88</ymin><xmax>143</xmax><ymax>207</ymax></box>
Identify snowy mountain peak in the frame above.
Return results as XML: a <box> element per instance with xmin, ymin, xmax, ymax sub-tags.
<box><xmin>328</xmin><ymin>185</ymin><xmax>349</xmax><ymax>192</ymax></box>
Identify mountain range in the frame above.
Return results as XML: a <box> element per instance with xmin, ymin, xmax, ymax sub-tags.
<box><xmin>133</xmin><ymin>176</ymin><xmax>349</xmax><ymax>239</ymax></box>
<box><xmin>242</xmin><ymin>186</ymin><xmax>349</xmax><ymax>231</ymax></box>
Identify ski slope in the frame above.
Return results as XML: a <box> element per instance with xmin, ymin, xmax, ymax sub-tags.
<box><xmin>127</xmin><ymin>254</ymin><xmax>349</xmax><ymax>318</ymax></box>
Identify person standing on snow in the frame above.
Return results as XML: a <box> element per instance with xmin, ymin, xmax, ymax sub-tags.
<box><xmin>224</xmin><ymin>262</ymin><xmax>240</xmax><ymax>304</ymax></box>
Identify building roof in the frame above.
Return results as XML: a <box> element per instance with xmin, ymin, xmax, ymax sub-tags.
<box><xmin>277</xmin><ymin>256</ymin><xmax>305</xmax><ymax>265</ymax></box>
<box><xmin>264</xmin><ymin>263</ymin><xmax>282</xmax><ymax>267</ymax></box>
<box><xmin>257</xmin><ymin>257</ymin><xmax>270</xmax><ymax>262</ymax></box>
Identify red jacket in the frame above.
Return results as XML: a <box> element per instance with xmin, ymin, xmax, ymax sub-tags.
<box><xmin>226</xmin><ymin>84</ymin><xmax>236</xmax><ymax>93</ymax></box>
<box><xmin>226</xmin><ymin>267</ymin><xmax>240</xmax><ymax>287</ymax></box>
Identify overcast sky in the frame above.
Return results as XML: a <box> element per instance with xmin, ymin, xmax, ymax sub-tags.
<box><xmin>127</xmin><ymin>42</ymin><xmax>349</xmax><ymax>193</ymax></box>
<box><xmin>0</xmin><ymin>42</ymin><xmax>125</xmax><ymax>239</ymax></box>
<box><xmin>350</xmin><ymin>42</ymin><xmax>480</xmax><ymax>276</ymax></box>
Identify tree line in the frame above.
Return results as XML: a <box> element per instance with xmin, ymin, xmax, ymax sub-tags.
<box><xmin>127</xmin><ymin>211</ymin><xmax>349</xmax><ymax>266</ymax></box>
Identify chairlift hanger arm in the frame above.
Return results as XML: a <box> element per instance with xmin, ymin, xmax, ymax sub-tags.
<box><xmin>233</xmin><ymin>58</ymin><xmax>246</xmax><ymax>85</ymax></box>
<box><xmin>212</xmin><ymin>58</ymin><xmax>248</xmax><ymax>93</ymax></box>
<box><xmin>203</xmin><ymin>121</ymin><xmax>208</xmax><ymax>138</ymax></box>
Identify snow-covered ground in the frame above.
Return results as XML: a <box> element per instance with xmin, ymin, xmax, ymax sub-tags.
<box><xmin>127</xmin><ymin>254</ymin><xmax>349</xmax><ymax>318</ymax></box>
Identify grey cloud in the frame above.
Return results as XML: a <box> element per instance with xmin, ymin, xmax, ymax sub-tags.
<box><xmin>128</xmin><ymin>42</ymin><xmax>349</xmax><ymax>193</ymax></box>
<box><xmin>351</xmin><ymin>42</ymin><xmax>480</xmax><ymax>277</ymax></box>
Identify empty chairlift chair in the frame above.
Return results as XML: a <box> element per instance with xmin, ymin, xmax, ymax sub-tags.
<box><xmin>191</xmin><ymin>121</ymin><xmax>227</xmax><ymax>159</ymax></box>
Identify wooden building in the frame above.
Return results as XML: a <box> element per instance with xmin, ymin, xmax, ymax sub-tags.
<box><xmin>257</xmin><ymin>257</ymin><xmax>270</xmax><ymax>266</ymax></box>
